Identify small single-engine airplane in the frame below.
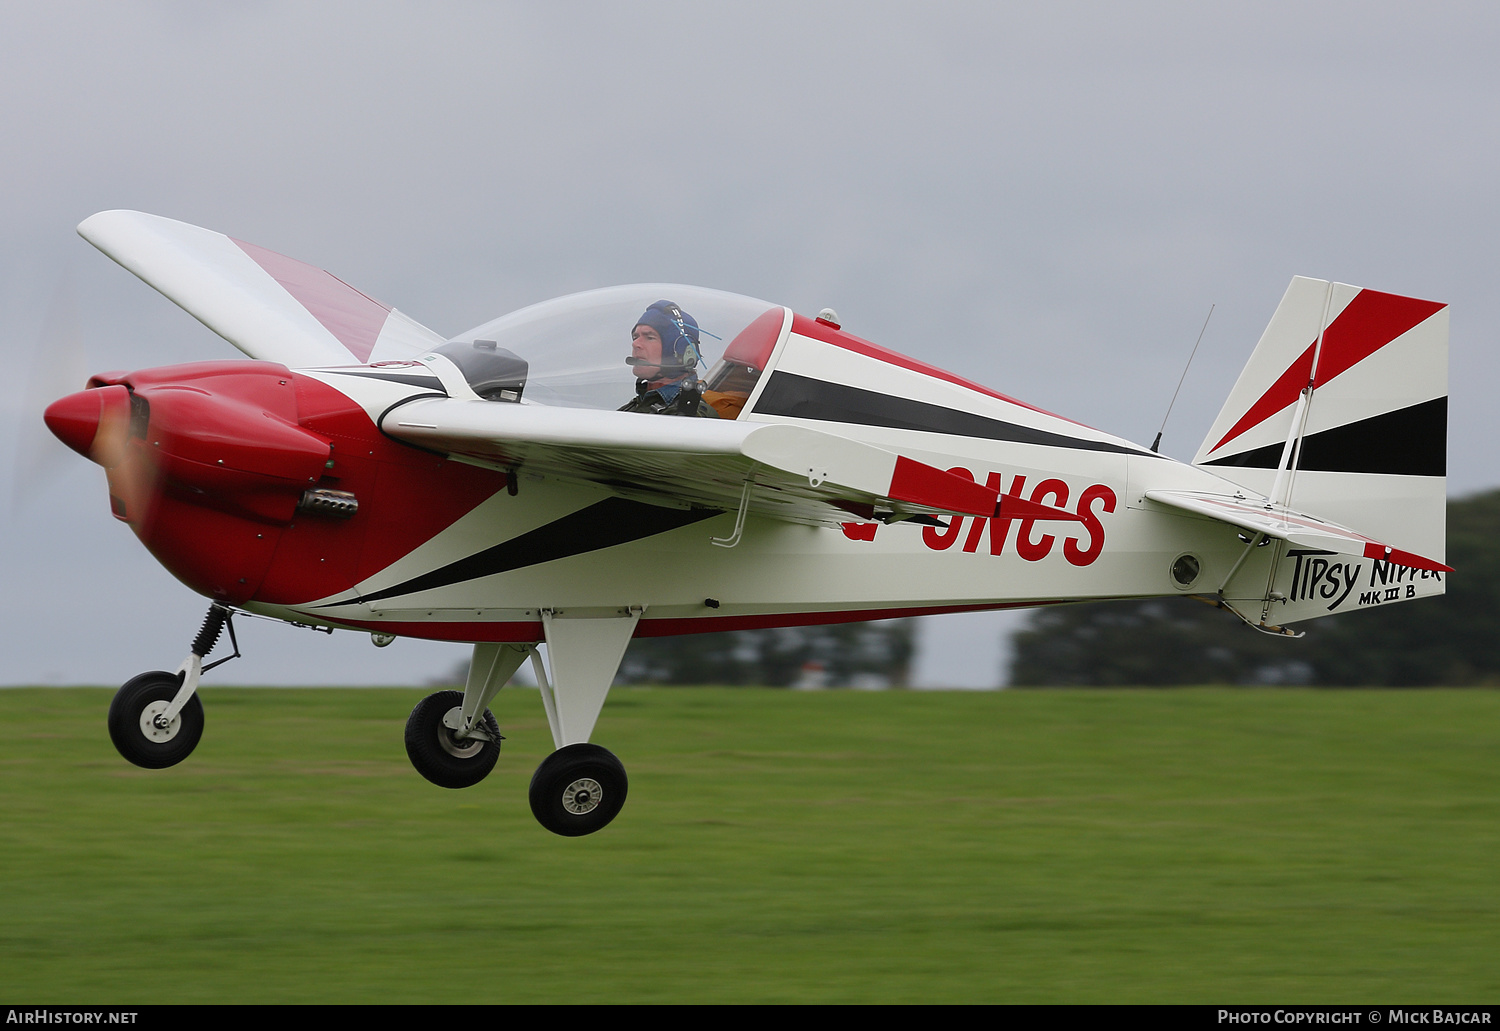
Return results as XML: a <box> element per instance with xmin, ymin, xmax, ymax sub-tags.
<box><xmin>45</xmin><ymin>210</ymin><xmax>1450</xmax><ymax>835</ymax></box>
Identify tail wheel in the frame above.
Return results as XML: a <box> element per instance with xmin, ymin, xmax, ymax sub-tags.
<box><xmin>528</xmin><ymin>743</ymin><xmax>628</xmax><ymax>837</ymax></box>
<box><xmin>107</xmin><ymin>671</ymin><xmax>205</xmax><ymax>769</ymax></box>
<box><xmin>404</xmin><ymin>690</ymin><xmax>502</xmax><ymax>789</ymax></box>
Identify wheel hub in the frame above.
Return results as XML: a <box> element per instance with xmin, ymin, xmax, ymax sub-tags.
<box><xmin>436</xmin><ymin>707</ymin><xmax>485</xmax><ymax>759</ymax></box>
<box><xmin>562</xmin><ymin>777</ymin><xmax>603</xmax><ymax>815</ymax></box>
<box><xmin>139</xmin><ymin>701</ymin><xmax>180</xmax><ymax>742</ymax></box>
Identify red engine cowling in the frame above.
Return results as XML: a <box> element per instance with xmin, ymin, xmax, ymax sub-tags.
<box><xmin>48</xmin><ymin>361</ymin><xmax>331</xmax><ymax>604</ymax></box>
<box><xmin>47</xmin><ymin>361</ymin><xmax>510</xmax><ymax>609</ymax></box>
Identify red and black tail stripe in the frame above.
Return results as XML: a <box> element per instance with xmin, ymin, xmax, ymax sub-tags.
<box><xmin>1211</xmin><ymin>289</ymin><xmax>1445</xmax><ymax>456</ymax></box>
<box><xmin>1203</xmin><ymin>396</ymin><xmax>1446</xmax><ymax>476</ymax></box>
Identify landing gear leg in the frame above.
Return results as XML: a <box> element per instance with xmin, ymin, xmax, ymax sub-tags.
<box><xmin>527</xmin><ymin>608</ymin><xmax>641</xmax><ymax>836</ymax></box>
<box><xmin>107</xmin><ymin>603</ymin><xmax>238</xmax><ymax>769</ymax></box>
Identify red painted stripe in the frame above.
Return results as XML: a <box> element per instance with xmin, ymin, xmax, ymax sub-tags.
<box><xmin>635</xmin><ymin>602</ymin><xmax>1062</xmax><ymax>637</ymax></box>
<box><xmin>1360</xmin><ymin>542</ymin><xmax>1452</xmax><ymax>573</ymax></box>
<box><xmin>232</xmin><ymin>237</ymin><xmax>392</xmax><ymax>362</ymax></box>
<box><xmin>321</xmin><ymin>600</ymin><xmax>1076</xmax><ymax>643</ymax></box>
<box><xmin>1212</xmin><ymin>290</ymin><xmax>1446</xmax><ymax>455</ymax></box>
<box><xmin>887</xmin><ymin>454</ymin><xmax>999</xmax><ymax>516</ymax></box>
<box><xmin>322</xmin><ymin>617</ymin><xmax>545</xmax><ymax>642</ymax></box>
<box><xmin>790</xmin><ymin>313</ymin><xmax>1085</xmax><ymax>425</ymax></box>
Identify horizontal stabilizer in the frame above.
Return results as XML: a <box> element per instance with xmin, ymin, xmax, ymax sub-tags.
<box><xmin>1145</xmin><ymin>489</ymin><xmax>1451</xmax><ymax>572</ymax></box>
<box><xmin>78</xmin><ymin>210</ymin><xmax>443</xmax><ymax>367</ymax></box>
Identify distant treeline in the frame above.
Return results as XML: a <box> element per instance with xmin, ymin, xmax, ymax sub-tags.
<box><xmin>615</xmin><ymin>619</ymin><xmax>916</xmax><ymax>688</ymax></box>
<box><xmin>1008</xmin><ymin>489</ymin><xmax>1500</xmax><ymax>687</ymax></box>
<box><xmin>428</xmin><ymin>619</ymin><xmax>915</xmax><ymax>689</ymax></box>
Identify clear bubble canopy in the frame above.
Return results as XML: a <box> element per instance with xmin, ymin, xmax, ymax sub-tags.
<box><xmin>439</xmin><ymin>284</ymin><xmax>784</xmax><ymax>413</ymax></box>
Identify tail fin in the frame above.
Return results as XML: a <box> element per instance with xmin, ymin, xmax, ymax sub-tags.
<box><xmin>1194</xmin><ymin>276</ymin><xmax>1448</xmax><ymax>562</ymax></box>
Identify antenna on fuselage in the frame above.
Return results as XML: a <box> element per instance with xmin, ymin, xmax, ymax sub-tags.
<box><xmin>1150</xmin><ymin>303</ymin><xmax>1215</xmax><ymax>454</ymax></box>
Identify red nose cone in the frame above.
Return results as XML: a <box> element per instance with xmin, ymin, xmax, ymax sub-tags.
<box><xmin>44</xmin><ymin>385</ymin><xmax>131</xmax><ymax>467</ymax></box>
<box><xmin>44</xmin><ymin>389</ymin><xmax>104</xmax><ymax>460</ymax></box>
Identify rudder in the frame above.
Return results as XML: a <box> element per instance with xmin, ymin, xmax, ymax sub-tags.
<box><xmin>1193</xmin><ymin>276</ymin><xmax>1448</xmax><ymax>562</ymax></box>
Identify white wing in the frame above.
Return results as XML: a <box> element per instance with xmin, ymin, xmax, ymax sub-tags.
<box><xmin>78</xmin><ymin>210</ymin><xmax>443</xmax><ymax>367</ymax></box>
<box><xmin>382</xmin><ymin>398</ymin><xmax>1001</xmax><ymax>528</ymax></box>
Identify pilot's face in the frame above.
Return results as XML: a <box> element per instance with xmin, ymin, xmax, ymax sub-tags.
<box><xmin>631</xmin><ymin>324</ymin><xmax>664</xmax><ymax>381</ymax></box>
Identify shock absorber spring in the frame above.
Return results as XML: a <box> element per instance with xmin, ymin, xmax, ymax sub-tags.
<box><xmin>190</xmin><ymin>604</ymin><xmax>231</xmax><ymax>658</ymax></box>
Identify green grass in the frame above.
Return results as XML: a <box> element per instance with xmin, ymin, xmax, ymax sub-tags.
<box><xmin>1</xmin><ymin>686</ymin><xmax>1497</xmax><ymax>1003</ymax></box>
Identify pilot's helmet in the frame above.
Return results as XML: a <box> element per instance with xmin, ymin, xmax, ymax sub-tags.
<box><xmin>634</xmin><ymin>300</ymin><xmax>701</xmax><ymax>372</ymax></box>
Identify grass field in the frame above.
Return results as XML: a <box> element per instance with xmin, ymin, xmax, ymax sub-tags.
<box><xmin>1</xmin><ymin>685</ymin><xmax>1497</xmax><ymax>1003</ymax></box>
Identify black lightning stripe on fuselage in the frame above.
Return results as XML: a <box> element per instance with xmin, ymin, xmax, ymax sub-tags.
<box><xmin>328</xmin><ymin>497</ymin><xmax>722</xmax><ymax>607</ymax></box>
<box><xmin>315</xmin><ymin>370</ymin><xmax>449</xmax><ymax>391</ymax></box>
<box><xmin>1202</xmin><ymin>397</ymin><xmax>1447</xmax><ymax>476</ymax></box>
<box><xmin>752</xmin><ymin>371</ymin><xmax>1157</xmax><ymax>456</ymax></box>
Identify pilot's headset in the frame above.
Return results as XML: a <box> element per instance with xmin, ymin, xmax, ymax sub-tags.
<box><xmin>630</xmin><ymin>300</ymin><xmax>702</xmax><ymax>376</ymax></box>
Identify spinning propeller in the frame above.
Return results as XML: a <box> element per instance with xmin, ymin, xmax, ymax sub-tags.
<box><xmin>11</xmin><ymin>276</ymin><xmax>90</xmax><ymax>511</ymax></box>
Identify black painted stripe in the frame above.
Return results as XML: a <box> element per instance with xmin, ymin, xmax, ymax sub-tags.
<box><xmin>319</xmin><ymin>369</ymin><xmax>448</xmax><ymax>391</ymax></box>
<box><xmin>1203</xmin><ymin>397</ymin><xmax>1446</xmax><ymax>476</ymax></box>
<box><xmin>333</xmin><ymin>497</ymin><xmax>721</xmax><ymax>607</ymax></box>
<box><xmin>752</xmin><ymin>371</ymin><xmax>1154</xmax><ymax>456</ymax></box>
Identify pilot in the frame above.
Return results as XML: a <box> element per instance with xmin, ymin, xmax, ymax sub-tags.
<box><xmin>619</xmin><ymin>300</ymin><xmax>719</xmax><ymax>418</ymax></box>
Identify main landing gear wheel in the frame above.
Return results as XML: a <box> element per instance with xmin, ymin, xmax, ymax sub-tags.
<box><xmin>529</xmin><ymin>743</ymin><xmax>628</xmax><ymax>837</ymax></box>
<box><xmin>107</xmin><ymin>671</ymin><xmax>205</xmax><ymax>769</ymax></box>
<box><xmin>404</xmin><ymin>690</ymin><xmax>502</xmax><ymax>789</ymax></box>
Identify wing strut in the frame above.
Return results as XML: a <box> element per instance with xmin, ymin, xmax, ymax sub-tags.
<box><xmin>535</xmin><ymin>608</ymin><xmax>643</xmax><ymax>748</ymax></box>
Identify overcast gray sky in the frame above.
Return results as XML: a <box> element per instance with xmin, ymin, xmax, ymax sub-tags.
<box><xmin>3</xmin><ymin>2</ymin><xmax>1497</xmax><ymax>686</ymax></box>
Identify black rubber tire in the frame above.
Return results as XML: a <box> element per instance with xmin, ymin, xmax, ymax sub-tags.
<box><xmin>404</xmin><ymin>690</ymin><xmax>502</xmax><ymax>789</ymax></box>
<box><xmin>528</xmin><ymin>743</ymin><xmax>628</xmax><ymax>837</ymax></box>
<box><xmin>107</xmin><ymin>671</ymin><xmax>205</xmax><ymax>769</ymax></box>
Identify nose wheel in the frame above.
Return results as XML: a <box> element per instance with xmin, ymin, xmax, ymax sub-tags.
<box><xmin>528</xmin><ymin>743</ymin><xmax>628</xmax><ymax>837</ymax></box>
<box><xmin>107</xmin><ymin>671</ymin><xmax>205</xmax><ymax>769</ymax></box>
<box><xmin>105</xmin><ymin>603</ymin><xmax>240</xmax><ymax>769</ymax></box>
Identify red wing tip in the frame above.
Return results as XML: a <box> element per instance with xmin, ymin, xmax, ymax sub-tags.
<box><xmin>1361</xmin><ymin>542</ymin><xmax>1452</xmax><ymax>572</ymax></box>
<box><xmin>887</xmin><ymin>455</ymin><xmax>998</xmax><ymax>517</ymax></box>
